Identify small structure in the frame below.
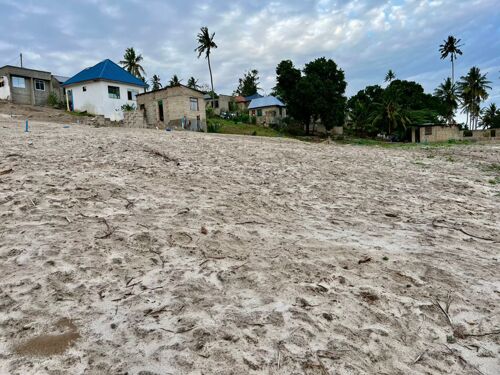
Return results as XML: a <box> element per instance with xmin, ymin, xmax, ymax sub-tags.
<box><xmin>411</xmin><ymin>123</ymin><xmax>462</xmax><ymax>143</ymax></box>
<box><xmin>204</xmin><ymin>94</ymin><xmax>234</xmax><ymax>115</ymax></box>
<box><xmin>235</xmin><ymin>93</ymin><xmax>263</xmax><ymax>111</ymax></box>
<box><xmin>63</xmin><ymin>59</ymin><xmax>147</xmax><ymax>121</ymax></box>
<box><xmin>136</xmin><ymin>85</ymin><xmax>206</xmax><ymax>131</ymax></box>
<box><xmin>0</xmin><ymin>65</ymin><xmax>66</xmax><ymax>105</ymax></box>
<box><xmin>248</xmin><ymin>96</ymin><xmax>286</xmax><ymax>126</ymax></box>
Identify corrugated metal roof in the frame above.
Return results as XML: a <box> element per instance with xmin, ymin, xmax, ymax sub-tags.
<box><xmin>245</xmin><ymin>93</ymin><xmax>263</xmax><ymax>101</ymax></box>
<box><xmin>63</xmin><ymin>59</ymin><xmax>147</xmax><ymax>87</ymax></box>
<box><xmin>248</xmin><ymin>96</ymin><xmax>285</xmax><ymax>109</ymax></box>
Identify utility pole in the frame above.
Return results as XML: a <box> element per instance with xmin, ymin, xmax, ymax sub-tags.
<box><xmin>20</xmin><ymin>53</ymin><xmax>23</xmax><ymax>68</ymax></box>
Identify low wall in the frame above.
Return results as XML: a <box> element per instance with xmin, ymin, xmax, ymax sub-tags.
<box><xmin>464</xmin><ymin>129</ymin><xmax>498</xmax><ymax>141</ymax></box>
<box><xmin>123</xmin><ymin>110</ymin><xmax>147</xmax><ymax>128</ymax></box>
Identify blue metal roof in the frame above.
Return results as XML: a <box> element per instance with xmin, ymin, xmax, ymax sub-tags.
<box><xmin>63</xmin><ymin>59</ymin><xmax>147</xmax><ymax>87</ymax></box>
<box><xmin>248</xmin><ymin>96</ymin><xmax>285</xmax><ymax>109</ymax></box>
<box><xmin>245</xmin><ymin>93</ymin><xmax>263</xmax><ymax>101</ymax></box>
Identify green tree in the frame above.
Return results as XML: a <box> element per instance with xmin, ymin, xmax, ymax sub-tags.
<box><xmin>150</xmin><ymin>74</ymin><xmax>162</xmax><ymax>91</ymax></box>
<box><xmin>439</xmin><ymin>35</ymin><xmax>463</xmax><ymax>84</ymax></box>
<box><xmin>457</xmin><ymin>67</ymin><xmax>491</xmax><ymax>129</ymax></box>
<box><xmin>303</xmin><ymin>57</ymin><xmax>347</xmax><ymax>131</ymax></box>
<box><xmin>120</xmin><ymin>47</ymin><xmax>146</xmax><ymax>79</ymax></box>
<box><xmin>385</xmin><ymin>69</ymin><xmax>396</xmax><ymax>83</ymax></box>
<box><xmin>481</xmin><ymin>103</ymin><xmax>500</xmax><ymax>129</ymax></box>
<box><xmin>370</xmin><ymin>100</ymin><xmax>410</xmax><ymax>137</ymax></box>
<box><xmin>234</xmin><ymin>69</ymin><xmax>261</xmax><ymax>97</ymax></box>
<box><xmin>434</xmin><ymin>77</ymin><xmax>458</xmax><ymax>124</ymax></box>
<box><xmin>169</xmin><ymin>74</ymin><xmax>182</xmax><ymax>87</ymax></box>
<box><xmin>195</xmin><ymin>27</ymin><xmax>217</xmax><ymax>109</ymax></box>
<box><xmin>187</xmin><ymin>76</ymin><xmax>200</xmax><ymax>90</ymax></box>
<box><xmin>274</xmin><ymin>58</ymin><xmax>346</xmax><ymax>135</ymax></box>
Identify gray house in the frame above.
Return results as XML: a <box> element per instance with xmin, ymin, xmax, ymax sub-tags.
<box><xmin>0</xmin><ymin>65</ymin><xmax>66</xmax><ymax>105</ymax></box>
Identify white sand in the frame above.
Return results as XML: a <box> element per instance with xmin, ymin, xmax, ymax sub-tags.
<box><xmin>0</xmin><ymin>119</ymin><xmax>499</xmax><ymax>375</ymax></box>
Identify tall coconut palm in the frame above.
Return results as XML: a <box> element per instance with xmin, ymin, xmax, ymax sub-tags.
<box><xmin>187</xmin><ymin>76</ymin><xmax>200</xmax><ymax>90</ymax></box>
<box><xmin>457</xmin><ymin>67</ymin><xmax>491</xmax><ymax>129</ymax></box>
<box><xmin>169</xmin><ymin>74</ymin><xmax>182</xmax><ymax>87</ymax></box>
<box><xmin>439</xmin><ymin>36</ymin><xmax>463</xmax><ymax>85</ymax></box>
<box><xmin>120</xmin><ymin>47</ymin><xmax>146</xmax><ymax>79</ymax></box>
<box><xmin>385</xmin><ymin>69</ymin><xmax>396</xmax><ymax>83</ymax></box>
<box><xmin>150</xmin><ymin>74</ymin><xmax>162</xmax><ymax>91</ymax></box>
<box><xmin>195</xmin><ymin>27</ymin><xmax>217</xmax><ymax>108</ymax></box>
<box><xmin>434</xmin><ymin>77</ymin><xmax>458</xmax><ymax>124</ymax></box>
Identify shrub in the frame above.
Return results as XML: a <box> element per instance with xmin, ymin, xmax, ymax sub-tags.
<box><xmin>251</xmin><ymin>116</ymin><xmax>257</xmax><ymax>125</ymax></box>
<box><xmin>121</xmin><ymin>103</ymin><xmax>136</xmax><ymax>112</ymax></box>
<box><xmin>207</xmin><ymin>122</ymin><xmax>221</xmax><ymax>133</ymax></box>
<box><xmin>206</xmin><ymin>107</ymin><xmax>215</xmax><ymax>118</ymax></box>
<box><xmin>47</xmin><ymin>92</ymin><xmax>59</xmax><ymax>107</ymax></box>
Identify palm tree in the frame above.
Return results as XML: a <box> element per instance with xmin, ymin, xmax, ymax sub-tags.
<box><xmin>481</xmin><ymin>103</ymin><xmax>499</xmax><ymax>129</ymax></box>
<box><xmin>195</xmin><ymin>27</ymin><xmax>217</xmax><ymax>108</ymax></box>
<box><xmin>457</xmin><ymin>67</ymin><xmax>491</xmax><ymax>129</ymax></box>
<box><xmin>347</xmin><ymin>100</ymin><xmax>373</xmax><ymax>136</ymax></box>
<box><xmin>371</xmin><ymin>100</ymin><xmax>410</xmax><ymax>136</ymax></box>
<box><xmin>439</xmin><ymin>36</ymin><xmax>463</xmax><ymax>84</ymax></box>
<box><xmin>120</xmin><ymin>47</ymin><xmax>146</xmax><ymax>79</ymax></box>
<box><xmin>434</xmin><ymin>77</ymin><xmax>458</xmax><ymax>124</ymax></box>
<box><xmin>169</xmin><ymin>74</ymin><xmax>182</xmax><ymax>87</ymax></box>
<box><xmin>187</xmin><ymin>76</ymin><xmax>200</xmax><ymax>90</ymax></box>
<box><xmin>385</xmin><ymin>69</ymin><xmax>396</xmax><ymax>83</ymax></box>
<box><xmin>150</xmin><ymin>74</ymin><xmax>162</xmax><ymax>91</ymax></box>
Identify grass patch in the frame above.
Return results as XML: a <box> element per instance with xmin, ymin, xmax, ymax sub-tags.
<box><xmin>207</xmin><ymin>118</ymin><xmax>282</xmax><ymax>137</ymax></box>
<box><xmin>67</xmin><ymin>110</ymin><xmax>94</xmax><ymax>117</ymax></box>
<box><xmin>488</xmin><ymin>177</ymin><xmax>500</xmax><ymax>185</ymax></box>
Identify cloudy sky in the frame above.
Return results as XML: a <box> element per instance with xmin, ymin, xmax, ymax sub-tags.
<box><xmin>1</xmin><ymin>0</ymin><xmax>499</xmax><ymax>105</ymax></box>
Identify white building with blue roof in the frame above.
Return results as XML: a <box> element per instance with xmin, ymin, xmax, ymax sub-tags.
<box><xmin>248</xmin><ymin>96</ymin><xmax>286</xmax><ymax>126</ymax></box>
<box><xmin>63</xmin><ymin>59</ymin><xmax>147</xmax><ymax>121</ymax></box>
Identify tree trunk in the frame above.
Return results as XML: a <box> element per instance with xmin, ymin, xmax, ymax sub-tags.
<box><xmin>207</xmin><ymin>53</ymin><xmax>215</xmax><ymax>110</ymax></box>
<box><xmin>451</xmin><ymin>57</ymin><xmax>454</xmax><ymax>86</ymax></box>
<box><xmin>305</xmin><ymin>121</ymin><xmax>310</xmax><ymax>135</ymax></box>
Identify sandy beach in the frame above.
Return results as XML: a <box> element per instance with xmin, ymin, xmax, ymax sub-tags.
<box><xmin>0</xmin><ymin>119</ymin><xmax>499</xmax><ymax>374</ymax></box>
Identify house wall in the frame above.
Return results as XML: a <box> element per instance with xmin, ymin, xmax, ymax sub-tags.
<box><xmin>136</xmin><ymin>86</ymin><xmax>206</xmax><ymax>130</ymax></box>
<box><xmin>418</xmin><ymin>125</ymin><xmax>462</xmax><ymax>143</ymax></box>
<box><xmin>67</xmin><ymin>80</ymin><xmax>144</xmax><ymax>121</ymax></box>
<box><xmin>0</xmin><ymin>66</ymin><xmax>52</xmax><ymax>105</ymax></box>
<box><xmin>0</xmin><ymin>75</ymin><xmax>10</xmax><ymax>100</ymax></box>
<box><xmin>249</xmin><ymin>105</ymin><xmax>286</xmax><ymax>126</ymax></box>
<box><xmin>205</xmin><ymin>94</ymin><xmax>233</xmax><ymax>115</ymax></box>
<box><xmin>464</xmin><ymin>129</ymin><xmax>498</xmax><ymax>141</ymax></box>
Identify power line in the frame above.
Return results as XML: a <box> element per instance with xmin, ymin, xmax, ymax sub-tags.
<box><xmin>1</xmin><ymin>53</ymin><xmax>22</xmax><ymax>67</ymax></box>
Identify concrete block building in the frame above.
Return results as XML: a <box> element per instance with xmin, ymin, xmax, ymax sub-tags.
<box><xmin>248</xmin><ymin>96</ymin><xmax>286</xmax><ymax>126</ymax></box>
<box><xmin>411</xmin><ymin>123</ymin><xmax>462</xmax><ymax>143</ymax></box>
<box><xmin>0</xmin><ymin>65</ymin><xmax>66</xmax><ymax>105</ymax></box>
<box><xmin>136</xmin><ymin>85</ymin><xmax>206</xmax><ymax>131</ymax></box>
<box><xmin>204</xmin><ymin>94</ymin><xmax>234</xmax><ymax>115</ymax></box>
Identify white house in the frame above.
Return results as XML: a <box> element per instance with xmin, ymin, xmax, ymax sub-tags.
<box><xmin>63</xmin><ymin>59</ymin><xmax>147</xmax><ymax>121</ymax></box>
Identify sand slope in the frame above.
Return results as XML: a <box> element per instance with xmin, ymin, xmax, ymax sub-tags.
<box><xmin>0</xmin><ymin>120</ymin><xmax>499</xmax><ymax>374</ymax></box>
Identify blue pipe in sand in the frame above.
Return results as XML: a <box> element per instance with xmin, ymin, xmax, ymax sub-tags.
<box><xmin>25</xmin><ymin>120</ymin><xmax>28</xmax><ymax>132</ymax></box>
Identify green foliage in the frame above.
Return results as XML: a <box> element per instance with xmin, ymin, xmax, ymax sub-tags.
<box><xmin>121</xmin><ymin>103</ymin><xmax>136</xmax><ymax>112</ymax></box>
<box><xmin>187</xmin><ymin>76</ymin><xmax>199</xmax><ymax>90</ymax></box>
<box><xmin>207</xmin><ymin>118</ymin><xmax>281</xmax><ymax>137</ymax></box>
<box><xmin>206</xmin><ymin>107</ymin><xmax>215</xmax><ymax>118</ymax></box>
<box><xmin>169</xmin><ymin>74</ymin><xmax>182</xmax><ymax>87</ymax></box>
<box><xmin>234</xmin><ymin>69</ymin><xmax>261</xmax><ymax>97</ymax></box>
<box><xmin>481</xmin><ymin>103</ymin><xmax>500</xmax><ymax>129</ymax></box>
<box><xmin>150</xmin><ymin>74</ymin><xmax>162</xmax><ymax>91</ymax></box>
<box><xmin>274</xmin><ymin>57</ymin><xmax>347</xmax><ymax>135</ymax></box>
<box><xmin>251</xmin><ymin>116</ymin><xmax>257</xmax><ymax>125</ymax></box>
<box><xmin>228</xmin><ymin>100</ymin><xmax>238</xmax><ymax>112</ymax></box>
<box><xmin>120</xmin><ymin>47</ymin><xmax>146</xmax><ymax>79</ymax></box>
<box><xmin>47</xmin><ymin>92</ymin><xmax>60</xmax><ymax>108</ymax></box>
<box><xmin>434</xmin><ymin>78</ymin><xmax>458</xmax><ymax>124</ymax></box>
<box><xmin>207</xmin><ymin>122</ymin><xmax>221</xmax><ymax>133</ymax></box>
<box><xmin>457</xmin><ymin>67</ymin><xmax>492</xmax><ymax>129</ymax></box>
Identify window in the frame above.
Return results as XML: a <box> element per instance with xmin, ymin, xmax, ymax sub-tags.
<box><xmin>12</xmin><ymin>76</ymin><xmax>26</xmax><ymax>88</ymax></box>
<box><xmin>139</xmin><ymin>104</ymin><xmax>145</xmax><ymax>110</ymax></box>
<box><xmin>0</xmin><ymin>78</ymin><xmax>4</xmax><ymax>88</ymax></box>
<box><xmin>252</xmin><ymin>110</ymin><xmax>256</xmax><ymax>116</ymax></box>
<box><xmin>127</xmin><ymin>90</ymin><xmax>138</xmax><ymax>101</ymax></box>
<box><xmin>425</xmin><ymin>127</ymin><xmax>432</xmax><ymax>135</ymax></box>
<box><xmin>35</xmin><ymin>79</ymin><xmax>45</xmax><ymax>91</ymax></box>
<box><xmin>257</xmin><ymin>109</ymin><xmax>262</xmax><ymax>116</ymax></box>
<box><xmin>82</xmin><ymin>86</ymin><xmax>87</xmax><ymax>92</ymax></box>
<box><xmin>190</xmin><ymin>97</ymin><xmax>199</xmax><ymax>111</ymax></box>
<box><xmin>108</xmin><ymin>86</ymin><xmax>120</xmax><ymax>99</ymax></box>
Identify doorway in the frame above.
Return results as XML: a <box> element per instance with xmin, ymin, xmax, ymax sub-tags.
<box><xmin>158</xmin><ymin>100</ymin><xmax>164</xmax><ymax>122</ymax></box>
